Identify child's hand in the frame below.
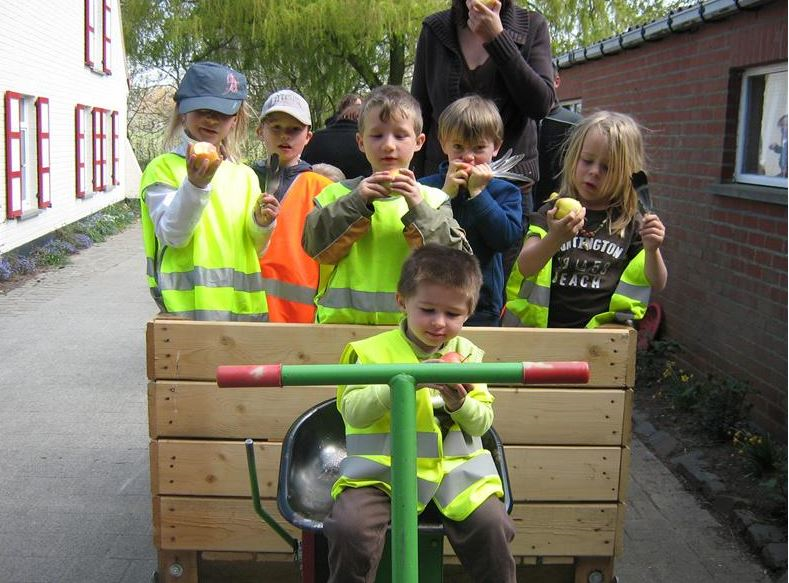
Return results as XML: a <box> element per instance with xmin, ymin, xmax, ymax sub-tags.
<box><xmin>254</xmin><ymin>193</ymin><xmax>280</xmax><ymax>227</ymax></box>
<box><xmin>442</xmin><ymin>160</ymin><xmax>471</xmax><ymax>198</ymax></box>
<box><xmin>186</xmin><ymin>143</ymin><xmax>222</xmax><ymax>189</ymax></box>
<box><xmin>546</xmin><ymin>204</ymin><xmax>586</xmax><ymax>242</ymax></box>
<box><xmin>640</xmin><ymin>213</ymin><xmax>665</xmax><ymax>251</ymax></box>
<box><xmin>358</xmin><ymin>171</ymin><xmax>396</xmax><ymax>203</ymax></box>
<box><xmin>467</xmin><ymin>163</ymin><xmax>493</xmax><ymax>198</ymax></box>
<box><xmin>430</xmin><ymin>383</ymin><xmax>470</xmax><ymax>412</ymax></box>
<box><xmin>389</xmin><ymin>169</ymin><xmax>424</xmax><ymax>209</ymax></box>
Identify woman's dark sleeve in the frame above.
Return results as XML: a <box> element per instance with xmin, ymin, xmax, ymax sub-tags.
<box><xmin>410</xmin><ymin>25</ymin><xmax>432</xmax><ymax>178</ymax></box>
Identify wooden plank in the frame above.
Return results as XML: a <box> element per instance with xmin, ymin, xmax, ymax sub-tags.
<box><xmin>155</xmin><ymin>496</ymin><xmax>300</xmax><ymax>553</ymax></box>
<box><xmin>152</xmin><ymin>440</ymin><xmax>620</xmax><ymax>501</ymax></box>
<box><xmin>148</xmin><ymin>319</ymin><xmax>634</xmax><ymax>387</ymax></box>
<box><xmin>155</xmin><ymin>440</ymin><xmax>282</xmax><ymax>497</ymax></box>
<box><xmin>617</xmin><ymin>445</ymin><xmax>632</xmax><ymax>505</ymax></box>
<box><xmin>615</xmin><ymin>501</ymin><xmax>627</xmax><ymax>557</ymax></box>
<box><xmin>505</xmin><ymin>446</ymin><xmax>621</xmax><ymax>502</ymax></box>
<box><xmin>492</xmin><ymin>388</ymin><xmax>626</xmax><ymax>445</ymax></box>
<box><xmin>149</xmin><ymin>382</ymin><xmax>335</xmax><ymax>439</ymax></box>
<box><xmin>156</xmin><ymin>497</ymin><xmax>616</xmax><ymax>558</ymax></box>
<box><xmin>445</xmin><ymin>503</ymin><xmax>617</xmax><ymax>557</ymax></box>
<box><xmin>149</xmin><ymin>383</ymin><xmax>625</xmax><ymax>443</ymax></box>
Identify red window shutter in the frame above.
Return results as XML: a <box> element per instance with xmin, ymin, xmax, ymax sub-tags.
<box><xmin>111</xmin><ymin>110</ymin><xmax>120</xmax><ymax>185</ymax></box>
<box><xmin>75</xmin><ymin>105</ymin><xmax>87</xmax><ymax>198</ymax></box>
<box><xmin>84</xmin><ymin>0</ymin><xmax>96</xmax><ymax>68</ymax></box>
<box><xmin>92</xmin><ymin>108</ymin><xmax>107</xmax><ymax>192</ymax></box>
<box><xmin>36</xmin><ymin>97</ymin><xmax>52</xmax><ymax>208</ymax></box>
<box><xmin>102</xmin><ymin>0</ymin><xmax>112</xmax><ymax>74</ymax></box>
<box><xmin>5</xmin><ymin>92</ymin><xmax>23</xmax><ymax>218</ymax></box>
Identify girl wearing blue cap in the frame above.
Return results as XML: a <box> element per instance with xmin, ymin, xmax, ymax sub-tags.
<box><xmin>139</xmin><ymin>61</ymin><xmax>280</xmax><ymax>321</ymax></box>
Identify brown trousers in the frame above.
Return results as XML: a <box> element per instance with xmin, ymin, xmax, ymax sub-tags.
<box><xmin>323</xmin><ymin>486</ymin><xmax>516</xmax><ymax>583</ymax></box>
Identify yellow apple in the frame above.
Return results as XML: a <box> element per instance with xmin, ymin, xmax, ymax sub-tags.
<box><xmin>553</xmin><ymin>197</ymin><xmax>583</xmax><ymax>219</ymax></box>
<box><xmin>192</xmin><ymin>142</ymin><xmax>219</xmax><ymax>164</ymax></box>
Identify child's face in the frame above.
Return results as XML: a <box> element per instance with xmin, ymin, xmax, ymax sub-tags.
<box><xmin>183</xmin><ymin>109</ymin><xmax>238</xmax><ymax>147</ymax></box>
<box><xmin>357</xmin><ymin>107</ymin><xmax>425</xmax><ymax>172</ymax></box>
<box><xmin>440</xmin><ymin>134</ymin><xmax>500</xmax><ymax>166</ymax></box>
<box><xmin>573</xmin><ymin>128</ymin><xmax>610</xmax><ymax>210</ymax></box>
<box><xmin>397</xmin><ymin>282</ymin><xmax>471</xmax><ymax>353</ymax></box>
<box><xmin>257</xmin><ymin>112</ymin><xmax>313</xmax><ymax>167</ymax></box>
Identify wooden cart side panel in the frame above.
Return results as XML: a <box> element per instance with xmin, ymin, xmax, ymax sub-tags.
<box><xmin>492</xmin><ymin>388</ymin><xmax>626</xmax><ymax>445</ymax></box>
<box><xmin>149</xmin><ymin>383</ymin><xmax>625</xmax><ymax>444</ymax></box>
<box><xmin>152</xmin><ymin>440</ymin><xmax>621</xmax><ymax>501</ymax></box>
<box><xmin>156</xmin><ymin>496</ymin><xmax>616</xmax><ymax>558</ymax></box>
<box><xmin>148</xmin><ymin>320</ymin><xmax>633</xmax><ymax>387</ymax></box>
<box><xmin>506</xmin><ymin>446</ymin><xmax>622</xmax><ymax>502</ymax></box>
<box><xmin>615</xmin><ymin>501</ymin><xmax>627</xmax><ymax>557</ymax></box>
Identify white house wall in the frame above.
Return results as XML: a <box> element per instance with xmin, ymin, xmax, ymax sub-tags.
<box><xmin>0</xmin><ymin>0</ymin><xmax>129</xmax><ymax>254</ymax></box>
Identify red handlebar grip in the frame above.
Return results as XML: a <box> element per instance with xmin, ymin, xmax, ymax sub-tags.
<box><xmin>216</xmin><ymin>364</ymin><xmax>283</xmax><ymax>387</ymax></box>
<box><xmin>522</xmin><ymin>361</ymin><xmax>590</xmax><ymax>384</ymax></box>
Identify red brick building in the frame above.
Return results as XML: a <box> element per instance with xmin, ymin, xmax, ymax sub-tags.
<box><xmin>556</xmin><ymin>0</ymin><xmax>787</xmax><ymax>436</ymax></box>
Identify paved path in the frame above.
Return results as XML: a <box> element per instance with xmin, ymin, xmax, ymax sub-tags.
<box><xmin>0</xmin><ymin>223</ymin><xmax>774</xmax><ymax>583</ymax></box>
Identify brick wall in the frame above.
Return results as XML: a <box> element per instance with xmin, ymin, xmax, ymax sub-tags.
<box><xmin>558</xmin><ymin>1</ymin><xmax>788</xmax><ymax>436</ymax></box>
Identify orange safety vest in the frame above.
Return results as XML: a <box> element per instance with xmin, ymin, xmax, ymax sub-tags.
<box><xmin>260</xmin><ymin>171</ymin><xmax>332</xmax><ymax>322</ymax></box>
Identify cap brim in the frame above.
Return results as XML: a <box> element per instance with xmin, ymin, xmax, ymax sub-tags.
<box><xmin>261</xmin><ymin>106</ymin><xmax>311</xmax><ymax>126</ymax></box>
<box><xmin>179</xmin><ymin>96</ymin><xmax>242</xmax><ymax>115</ymax></box>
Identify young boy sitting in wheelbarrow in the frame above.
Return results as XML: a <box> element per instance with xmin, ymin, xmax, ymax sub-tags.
<box><xmin>323</xmin><ymin>244</ymin><xmax>516</xmax><ymax>583</ymax></box>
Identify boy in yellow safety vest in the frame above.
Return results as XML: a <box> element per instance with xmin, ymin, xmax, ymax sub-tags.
<box><xmin>302</xmin><ymin>85</ymin><xmax>470</xmax><ymax>325</ymax></box>
<box><xmin>324</xmin><ymin>244</ymin><xmax>516</xmax><ymax>583</ymax></box>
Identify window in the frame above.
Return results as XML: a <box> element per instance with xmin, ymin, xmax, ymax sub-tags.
<box><xmin>561</xmin><ymin>100</ymin><xmax>582</xmax><ymax>115</ymax></box>
<box><xmin>735</xmin><ymin>64</ymin><xmax>787</xmax><ymax>188</ymax></box>
<box><xmin>5</xmin><ymin>92</ymin><xmax>50</xmax><ymax>218</ymax></box>
<box><xmin>85</xmin><ymin>0</ymin><xmax>112</xmax><ymax>74</ymax></box>
<box><xmin>76</xmin><ymin>105</ymin><xmax>112</xmax><ymax>196</ymax></box>
<box><xmin>111</xmin><ymin>110</ymin><xmax>120</xmax><ymax>186</ymax></box>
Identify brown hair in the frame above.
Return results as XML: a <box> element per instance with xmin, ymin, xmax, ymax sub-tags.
<box><xmin>437</xmin><ymin>95</ymin><xmax>503</xmax><ymax>147</ymax></box>
<box><xmin>358</xmin><ymin>85</ymin><xmax>423</xmax><ymax>136</ymax></box>
<box><xmin>398</xmin><ymin>244</ymin><xmax>482</xmax><ymax>313</ymax></box>
<box><xmin>559</xmin><ymin>110</ymin><xmax>646</xmax><ymax>234</ymax></box>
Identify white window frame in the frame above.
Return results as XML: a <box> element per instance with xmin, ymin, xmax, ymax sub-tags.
<box><xmin>85</xmin><ymin>0</ymin><xmax>112</xmax><ymax>74</ymax></box>
<box><xmin>734</xmin><ymin>63</ymin><xmax>787</xmax><ymax>188</ymax></box>
<box><xmin>18</xmin><ymin>96</ymin><xmax>38</xmax><ymax>213</ymax></box>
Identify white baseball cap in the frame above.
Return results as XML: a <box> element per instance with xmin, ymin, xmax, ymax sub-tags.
<box><xmin>260</xmin><ymin>90</ymin><xmax>312</xmax><ymax>126</ymax></box>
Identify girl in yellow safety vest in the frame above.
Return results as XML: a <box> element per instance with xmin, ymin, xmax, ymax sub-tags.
<box><xmin>503</xmin><ymin>110</ymin><xmax>667</xmax><ymax>328</ymax></box>
<box><xmin>139</xmin><ymin>62</ymin><xmax>280</xmax><ymax>321</ymax></box>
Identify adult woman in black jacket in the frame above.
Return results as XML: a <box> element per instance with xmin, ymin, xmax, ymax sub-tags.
<box><xmin>411</xmin><ymin>0</ymin><xmax>555</xmax><ymax>206</ymax></box>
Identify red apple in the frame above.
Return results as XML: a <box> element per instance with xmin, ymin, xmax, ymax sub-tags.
<box><xmin>440</xmin><ymin>352</ymin><xmax>465</xmax><ymax>363</ymax></box>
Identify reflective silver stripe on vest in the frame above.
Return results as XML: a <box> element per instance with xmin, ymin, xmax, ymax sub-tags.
<box><xmin>261</xmin><ymin>278</ymin><xmax>316</xmax><ymax>305</ymax></box>
<box><xmin>443</xmin><ymin>431</ymin><xmax>483</xmax><ymax>457</ymax></box>
<box><xmin>500</xmin><ymin>309</ymin><xmax>522</xmax><ymax>327</ymax></box>
<box><xmin>320</xmin><ymin>287</ymin><xmax>400</xmax><ymax>313</ymax></box>
<box><xmin>433</xmin><ymin>452</ymin><xmax>499</xmax><ymax>509</ymax></box>
<box><xmin>613</xmin><ymin>311</ymin><xmax>635</xmax><ymax>323</ymax></box>
<box><xmin>520</xmin><ymin>279</ymin><xmax>550</xmax><ymax>307</ymax></box>
<box><xmin>615</xmin><ymin>280</ymin><xmax>651</xmax><ymax>304</ymax></box>
<box><xmin>346</xmin><ymin>432</ymin><xmax>440</xmax><ymax>458</ymax></box>
<box><xmin>339</xmin><ymin>456</ymin><xmax>439</xmax><ymax>506</ymax></box>
<box><xmin>146</xmin><ymin>257</ymin><xmax>157</xmax><ymax>278</ymax></box>
<box><xmin>167</xmin><ymin>309</ymin><xmax>269</xmax><ymax>322</ymax></box>
<box><xmin>157</xmin><ymin>266</ymin><xmax>265</xmax><ymax>293</ymax></box>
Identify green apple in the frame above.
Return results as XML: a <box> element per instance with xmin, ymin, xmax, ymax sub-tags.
<box><xmin>553</xmin><ymin>197</ymin><xmax>583</xmax><ymax>220</ymax></box>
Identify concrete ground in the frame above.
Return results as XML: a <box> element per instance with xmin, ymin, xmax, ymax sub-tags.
<box><xmin>0</xmin><ymin>223</ymin><xmax>776</xmax><ymax>583</ymax></box>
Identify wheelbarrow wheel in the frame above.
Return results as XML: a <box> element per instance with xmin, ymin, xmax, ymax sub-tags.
<box><xmin>151</xmin><ymin>571</ymin><xmax>159</xmax><ymax>583</ymax></box>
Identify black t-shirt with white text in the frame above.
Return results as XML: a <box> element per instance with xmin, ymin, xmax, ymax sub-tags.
<box><xmin>530</xmin><ymin>204</ymin><xmax>643</xmax><ymax>328</ymax></box>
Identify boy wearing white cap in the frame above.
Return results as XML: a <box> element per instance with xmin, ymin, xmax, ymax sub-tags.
<box><xmin>251</xmin><ymin>89</ymin><xmax>317</xmax><ymax>201</ymax></box>
<box><xmin>253</xmin><ymin>89</ymin><xmax>334</xmax><ymax>323</ymax></box>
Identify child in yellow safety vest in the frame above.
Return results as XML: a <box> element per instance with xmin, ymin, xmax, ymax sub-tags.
<box><xmin>324</xmin><ymin>244</ymin><xmax>516</xmax><ymax>583</ymax></box>
<box><xmin>302</xmin><ymin>85</ymin><xmax>471</xmax><ymax>325</ymax></box>
<box><xmin>139</xmin><ymin>61</ymin><xmax>279</xmax><ymax>321</ymax></box>
<box><xmin>503</xmin><ymin>110</ymin><xmax>667</xmax><ymax>328</ymax></box>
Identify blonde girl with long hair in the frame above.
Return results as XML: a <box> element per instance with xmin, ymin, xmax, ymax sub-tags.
<box><xmin>503</xmin><ymin>110</ymin><xmax>667</xmax><ymax>328</ymax></box>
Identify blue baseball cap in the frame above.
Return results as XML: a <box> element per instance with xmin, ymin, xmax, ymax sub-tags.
<box><xmin>175</xmin><ymin>62</ymin><xmax>248</xmax><ymax>115</ymax></box>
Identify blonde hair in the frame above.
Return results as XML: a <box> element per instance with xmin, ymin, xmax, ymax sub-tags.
<box><xmin>164</xmin><ymin>101</ymin><xmax>255</xmax><ymax>162</ymax></box>
<box><xmin>437</xmin><ymin>95</ymin><xmax>503</xmax><ymax>147</ymax></box>
<box><xmin>358</xmin><ymin>85</ymin><xmax>423</xmax><ymax>136</ymax></box>
<box><xmin>311</xmin><ymin>163</ymin><xmax>345</xmax><ymax>182</ymax></box>
<box><xmin>560</xmin><ymin>111</ymin><xmax>645</xmax><ymax>234</ymax></box>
